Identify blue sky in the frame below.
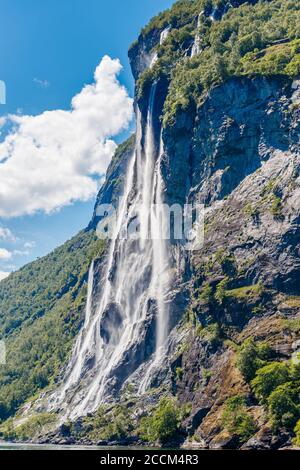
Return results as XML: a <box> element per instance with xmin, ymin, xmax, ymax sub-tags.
<box><xmin>0</xmin><ymin>0</ymin><xmax>174</xmax><ymax>277</ymax></box>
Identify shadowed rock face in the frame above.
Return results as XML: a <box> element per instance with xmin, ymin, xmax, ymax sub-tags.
<box><xmin>100</xmin><ymin>302</ymin><xmax>123</xmax><ymax>344</ymax></box>
<box><xmin>163</xmin><ymin>76</ymin><xmax>294</xmax><ymax>207</ymax></box>
<box><xmin>163</xmin><ymin>74</ymin><xmax>300</xmax><ymax>293</ymax></box>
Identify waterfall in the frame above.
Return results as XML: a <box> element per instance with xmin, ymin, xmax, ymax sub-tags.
<box><xmin>151</xmin><ymin>136</ymin><xmax>170</xmax><ymax>357</ymax></box>
<box><xmin>83</xmin><ymin>261</ymin><xmax>94</xmax><ymax>329</ymax></box>
<box><xmin>150</xmin><ymin>26</ymin><xmax>171</xmax><ymax>68</ymax></box>
<box><xmin>138</xmin><ymin>134</ymin><xmax>171</xmax><ymax>393</ymax></box>
<box><xmin>48</xmin><ymin>81</ymin><xmax>172</xmax><ymax>420</ymax></box>
<box><xmin>191</xmin><ymin>12</ymin><xmax>204</xmax><ymax>57</ymax></box>
<box><xmin>160</xmin><ymin>26</ymin><xmax>170</xmax><ymax>44</ymax></box>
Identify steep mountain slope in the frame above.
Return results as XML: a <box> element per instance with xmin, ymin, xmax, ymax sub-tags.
<box><xmin>0</xmin><ymin>0</ymin><xmax>300</xmax><ymax>449</ymax></box>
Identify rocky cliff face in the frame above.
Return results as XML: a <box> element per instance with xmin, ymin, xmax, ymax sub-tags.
<box><xmin>4</xmin><ymin>0</ymin><xmax>300</xmax><ymax>449</ymax></box>
<box><xmin>162</xmin><ymin>73</ymin><xmax>300</xmax><ymax>294</ymax></box>
<box><xmin>166</xmin><ymin>76</ymin><xmax>300</xmax><ymax>449</ymax></box>
<box><xmin>163</xmin><ymin>76</ymin><xmax>296</xmax><ymax>206</ymax></box>
<box><xmin>89</xmin><ymin>134</ymin><xmax>135</xmax><ymax>230</ymax></box>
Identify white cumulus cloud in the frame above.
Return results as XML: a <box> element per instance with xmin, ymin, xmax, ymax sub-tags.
<box><xmin>0</xmin><ymin>248</ymin><xmax>12</xmax><ymax>260</ymax></box>
<box><xmin>0</xmin><ymin>56</ymin><xmax>133</xmax><ymax>217</ymax></box>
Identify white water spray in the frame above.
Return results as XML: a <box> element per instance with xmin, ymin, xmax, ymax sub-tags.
<box><xmin>138</xmin><ymin>134</ymin><xmax>171</xmax><ymax>393</ymax></box>
<box><xmin>48</xmin><ymin>81</ymin><xmax>172</xmax><ymax>420</ymax></box>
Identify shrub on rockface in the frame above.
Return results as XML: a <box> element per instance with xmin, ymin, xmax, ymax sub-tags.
<box><xmin>293</xmin><ymin>419</ymin><xmax>300</xmax><ymax>446</ymax></box>
<box><xmin>82</xmin><ymin>404</ymin><xmax>134</xmax><ymax>442</ymax></box>
<box><xmin>251</xmin><ymin>362</ymin><xmax>290</xmax><ymax>404</ymax></box>
<box><xmin>268</xmin><ymin>382</ymin><xmax>300</xmax><ymax>430</ymax></box>
<box><xmin>236</xmin><ymin>338</ymin><xmax>272</xmax><ymax>382</ymax></box>
<box><xmin>221</xmin><ymin>395</ymin><xmax>256</xmax><ymax>443</ymax></box>
<box><xmin>237</xmin><ymin>339</ymin><xmax>300</xmax><ymax>433</ymax></box>
<box><xmin>139</xmin><ymin>397</ymin><xmax>180</xmax><ymax>444</ymax></box>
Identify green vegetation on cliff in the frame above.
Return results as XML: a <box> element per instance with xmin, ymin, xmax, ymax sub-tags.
<box><xmin>165</xmin><ymin>0</ymin><xmax>300</xmax><ymax>124</ymax></box>
<box><xmin>139</xmin><ymin>397</ymin><xmax>182</xmax><ymax>445</ymax></box>
<box><xmin>237</xmin><ymin>339</ymin><xmax>300</xmax><ymax>432</ymax></box>
<box><xmin>136</xmin><ymin>0</ymin><xmax>300</xmax><ymax>125</ymax></box>
<box><xmin>80</xmin><ymin>404</ymin><xmax>134</xmax><ymax>442</ymax></box>
<box><xmin>236</xmin><ymin>338</ymin><xmax>273</xmax><ymax>382</ymax></box>
<box><xmin>0</xmin><ymin>413</ymin><xmax>58</xmax><ymax>441</ymax></box>
<box><xmin>221</xmin><ymin>395</ymin><xmax>256</xmax><ymax>443</ymax></box>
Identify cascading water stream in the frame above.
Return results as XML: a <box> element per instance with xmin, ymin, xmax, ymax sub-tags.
<box><xmin>138</xmin><ymin>134</ymin><xmax>171</xmax><ymax>393</ymax></box>
<box><xmin>83</xmin><ymin>261</ymin><xmax>94</xmax><ymax>329</ymax></box>
<box><xmin>151</xmin><ymin>138</ymin><xmax>170</xmax><ymax>357</ymax></box>
<box><xmin>48</xmin><ymin>81</ymin><xmax>172</xmax><ymax>420</ymax></box>
<box><xmin>150</xmin><ymin>26</ymin><xmax>170</xmax><ymax>68</ymax></box>
<box><xmin>191</xmin><ymin>12</ymin><xmax>204</xmax><ymax>57</ymax></box>
<box><xmin>55</xmin><ymin>153</ymin><xmax>136</xmax><ymax>401</ymax></box>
